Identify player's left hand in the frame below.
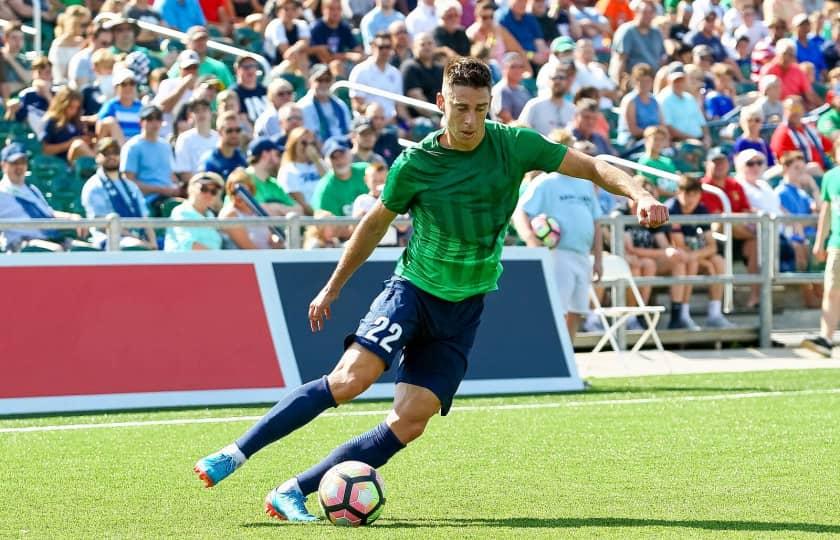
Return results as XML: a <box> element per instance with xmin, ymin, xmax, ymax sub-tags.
<box><xmin>309</xmin><ymin>286</ymin><xmax>339</xmax><ymax>332</ymax></box>
<box><xmin>636</xmin><ymin>195</ymin><xmax>669</xmax><ymax>228</ymax></box>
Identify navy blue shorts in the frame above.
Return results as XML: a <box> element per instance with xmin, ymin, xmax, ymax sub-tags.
<box><xmin>346</xmin><ymin>276</ymin><xmax>484</xmax><ymax>415</ymax></box>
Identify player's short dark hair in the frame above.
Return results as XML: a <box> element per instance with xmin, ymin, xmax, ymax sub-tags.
<box><xmin>443</xmin><ymin>57</ymin><xmax>492</xmax><ymax>94</ymax></box>
<box><xmin>678</xmin><ymin>175</ymin><xmax>703</xmax><ymax>193</ymax></box>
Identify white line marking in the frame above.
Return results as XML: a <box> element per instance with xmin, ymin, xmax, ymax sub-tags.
<box><xmin>2</xmin><ymin>387</ymin><xmax>840</xmax><ymax>434</ymax></box>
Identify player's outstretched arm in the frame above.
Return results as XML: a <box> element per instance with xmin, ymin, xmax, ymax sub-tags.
<box><xmin>557</xmin><ymin>148</ymin><xmax>669</xmax><ymax>228</ymax></box>
<box><xmin>308</xmin><ymin>201</ymin><xmax>398</xmax><ymax>332</ymax></box>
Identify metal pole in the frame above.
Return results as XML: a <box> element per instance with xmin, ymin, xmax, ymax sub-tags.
<box><xmin>32</xmin><ymin>0</ymin><xmax>42</xmax><ymax>53</ymax></box>
<box><xmin>288</xmin><ymin>215</ymin><xmax>302</xmax><ymax>249</ymax></box>
<box><xmin>106</xmin><ymin>213</ymin><xmax>122</xmax><ymax>251</ymax></box>
<box><xmin>610</xmin><ymin>216</ymin><xmax>627</xmax><ymax>349</ymax></box>
<box><xmin>758</xmin><ymin>214</ymin><xmax>773</xmax><ymax>348</ymax></box>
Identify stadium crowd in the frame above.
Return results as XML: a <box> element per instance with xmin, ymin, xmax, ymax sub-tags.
<box><xmin>0</xmin><ymin>0</ymin><xmax>836</xmax><ymax>329</ymax></box>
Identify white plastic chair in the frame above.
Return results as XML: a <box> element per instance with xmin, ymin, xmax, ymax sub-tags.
<box><xmin>590</xmin><ymin>254</ymin><xmax>665</xmax><ymax>353</ymax></box>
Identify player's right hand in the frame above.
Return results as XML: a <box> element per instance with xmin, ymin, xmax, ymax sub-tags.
<box><xmin>309</xmin><ymin>287</ymin><xmax>339</xmax><ymax>332</ymax></box>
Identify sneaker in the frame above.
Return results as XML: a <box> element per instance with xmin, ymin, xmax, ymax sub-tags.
<box><xmin>264</xmin><ymin>486</ymin><xmax>319</xmax><ymax>522</ymax></box>
<box><xmin>194</xmin><ymin>447</ymin><xmax>243</xmax><ymax>488</ymax></box>
<box><xmin>801</xmin><ymin>336</ymin><xmax>833</xmax><ymax>358</ymax></box>
<box><xmin>668</xmin><ymin>316</ymin><xmax>701</xmax><ymax>331</ymax></box>
<box><xmin>706</xmin><ymin>316</ymin><xmax>736</xmax><ymax>329</ymax></box>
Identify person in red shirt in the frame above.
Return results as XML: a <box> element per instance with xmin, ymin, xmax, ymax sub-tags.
<box><xmin>700</xmin><ymin>148</ymin><xmax>761</xmax><ymax>307</ymax></box>
<box><xmin>199</xmin><ymin>0</ymin><xmax>235</xmax><ymax>36</ymax></box>
<box><xmin>770</xmin><ymin>95</ymin><xmax>834</xmax><ymax>174</ymax></box>
<box><xmin>759</xmin><ymin>38</ymin><xmax>820</xmax><ymax>108</ymax></box>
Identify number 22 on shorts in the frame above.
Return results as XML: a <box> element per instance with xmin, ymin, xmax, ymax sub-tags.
<box><xmin>363</xmin><ymin>316</ymin><xmax>403</xmax><ymax>353</ymax></box>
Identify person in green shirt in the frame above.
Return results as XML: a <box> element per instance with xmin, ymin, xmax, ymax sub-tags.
<box><xmin>802</xmin><ymin>153</ymin><xmax>840</xmax><ymax>357</ymax></box>
<box><xmin>311</xmin><ymin>139</ymin><xmax>369</xmax><ymax>243</ymax></box>
<box><xmin>193</xmin><ymin>57</ymin><xmax>669</xmax><ymax>522</ymax></box>
<box><xmin>105</xmin><ymin>17</ymin><xmax>161</xmax><ymax>71</ymax></box>
<box><xmin>817</xmin><ymin>88</ymin><xmax>840</xmax><ymax>139</ymax></box>
<box><xmin>167</xmin><ymin>26</ymin><xmax>234</xmax><ymax>89</ymax></box>
<box><xmin>637</xmin><ymin>125</ymin><xmax>678</xmax><ymax>199</ymax></box>
<box><xmin>245</xmin><ymin>136</ymin><xmax>300</xmax><ymax>215</ymax></box>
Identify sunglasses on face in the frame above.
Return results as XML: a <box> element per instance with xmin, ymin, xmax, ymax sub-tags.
<box><xmin>120</xmin><ymin>80</ymin><xmax>137</xmax><ymax>86</ymax></box>
<box><xmin>240</xmin><ymin>64</ymin><xmax>259</xmax><ymax>70</ymax></box>
<box><xmin>745</xmin><ymin>160</ymin><xmax>764</xmax><ymax>167</ymax></box>
<box><xmin>200</xmin><ymin>185</ymin><xmax>221</xmax><ymax>195</ymax></box>
<box><xmin>224</xmin><ymin>127</ymin><xmax>242</xmax><ymax>134</ymax></box>
<box><xmin>286</xmin><ymin>115</ymin><xmax>303</xmax><ymax>121</ymax></box>
<box><xmin>748</xmin><ymin>117</ymin><xmax>762</xmax><ymax>123</ymax></box>
<box><xmin>102</xmin><ymin>150</ymin><xmax>120</xmax><ymax>157</ymax></box>
<box><xmin>375</xmin><ymin>43</ymin><xmax>392</xmax><ymax>49</ymax></box>
<box><xmin>785</xmin><ymin>157</ymin><xmax>805</xmax><ymax>165</ymax></box>
<box><xmin>277</xmin><ymin>90</ymin><xmax>293</xmax><ymax>96</ymax></box>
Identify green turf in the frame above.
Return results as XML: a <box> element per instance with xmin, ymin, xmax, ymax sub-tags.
<box><xmin>2</xmin><ymin>369</ymin><xmax>840</xmax><ymax>539</ymax></box>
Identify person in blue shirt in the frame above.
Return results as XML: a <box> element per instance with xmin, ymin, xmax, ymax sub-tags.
<box><xmin>199</xmin><ymin>110</ymin><xmax>248</xmax><ymax>180</ymax></box>
<box><xmin>153</xmin><ymin>0</ymin><xmax>207</xmax><ymax>33</ymax></box>
<box><xmin>360</xmin><ymin>0</ymin><xmax>404</xmax><ymax>53</ymax></box>
<box><xmin>12</xmin><ymin>55</ymin><xmax>53</xmax><ymax>140</ymax></box>
<box><xmin>704</xmin><ymin>63</ymin><xmax>736</xmax><ymax>120</ymax></box>
<box><xmin>121</xmin><ymin>104</ymin><xmax>181</xmax><ymax>212</ymax></box>
<box><xmin>496</xmin><ymin>0</ymin><xmax>549</xmax><ymax>63</ymax></box>
<box><xmin>792</xmin><ymin>14</ymin><xmax>826</xmax><ymax>80</ymax></box>
<box><xmin>309</xmin><ymin>0</ymin><xmax>364</xmax><ymax>64</ymax></box>
<box><xmin>97</xmin><ymin>69</ymin><xmax>142</xmax><ymax>146</ymax></box>
<box><xmin>164</xmin><ymin>172</ymin><xmax>225</xmax><ymax>251</ymax></box>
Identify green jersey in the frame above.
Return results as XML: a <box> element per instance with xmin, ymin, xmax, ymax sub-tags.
<box><xmin>817</xmin><ymin>107</ymin><xmax>840</xmax><ymax>138</ymax></box>
<box><xmin>312</xmin><ymin>163</ymin><xmax>369</xmax><ymax>216</ymax></box>
<box><xmin>248</xmin><ymin>168</ymin><xmax>296</xmax><ymax>207</ymax></box>
<box><xmin>381</xmin><ymin>121</ymin><xmax>568</xmax><ymax>301</ymax></box>
<box><xmin>638</xmin><ymin>154</ymin><xmax>678</xmax><ymax>195</ymax></box>
<box><xmin>821</xmin><ymin>166</ymin><xmax>840</xmax><ymax>249</ymax></box>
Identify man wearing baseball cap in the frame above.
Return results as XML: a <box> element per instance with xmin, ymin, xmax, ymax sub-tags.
<box><xmin>167</xmin><ymin>26</ymin><xmax>234</xmax><ymax>89</ymax></box>
<box><xmin>350</xmin><ymin>117</ymin><xmax>386</xmax><ymax>165</ymax></box>
<box><xmin>122</xmin><ymin>105</ymin><xmax>182</xmax><ymax>213</ymax></box>
<box><xmin>659</xmin><ymin>65</ymin><xmax>709</xmax><ymax>145</ymax></box>
<box><xmin>247</xmin><ymin>137</ymin><xmax>300</xmax><ymax>216</ymax></box>
<box><xmin>311</xmin><ymin>138</ymin><xmax>368</xmax><ymax>242</ymax></box>
<box><xmin>106</xmin><ymin>17</ymin><xmax>157</xmax><ymax>70</ymax></box>
<box><xmin>153</xmin><ymin>50</ymin><xmax>202</xmax><ymax>137</ymax></box>
<box><xmin>299</xmin><ymin>64</ymin><xmax>353</xmax><ymax>142</ymax></box>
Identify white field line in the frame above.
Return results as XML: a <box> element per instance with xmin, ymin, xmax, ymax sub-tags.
<box><xmin>2</xmin><ymin>387</ymin><xmax>840</xmax><ymax>435</ymax></box>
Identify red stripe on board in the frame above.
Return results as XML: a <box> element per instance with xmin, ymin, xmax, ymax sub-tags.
<box><xmin>0</xmin><ymin>264</ymin><xmax>285</xmax><ymax>398</ymax></box>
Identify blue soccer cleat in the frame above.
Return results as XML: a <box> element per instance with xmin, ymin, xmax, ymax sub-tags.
<box><xmin>194</xmin><ymin>448</ymin><xmax>242</xmax><ymax>488</ymax></box>
<box><xmin>264</xmin><ymin>486</ymin><xmax>319</xmax><ymax>523</ymax></box>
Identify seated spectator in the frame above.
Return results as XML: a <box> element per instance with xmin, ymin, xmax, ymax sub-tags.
<box><xmin>80</xmin><ymin>49</ymin><xmax>116</xmax><ymax>117</ymax></box>
<box><xmin>153</xmin><ymin>50</ymin><xmax>201</xmax><ymax>139</ymax></box>
<box><xmin>822</xmin><ymin>13</ymin><xmax>840</xmax><ymax>72</ymax></box>
<box><xmin>246</xmin><ymin>137</ymin><xmax>301</xmax><ymax>216</ymax></box>
<box><xmin>400</xmin><ymin>32</ymin><xmax>445</xmax><ymax>121</ymax></box>
<box><xmin>658</xmin><ymin>66</ymin><xmax>709</xmax><ymax>145</ymax></box>
<box><xmin>608</xmin><ymin>0</ymin><xmax>665</xmax><ymax>85</ymax></box>
<box><xmin>219</xmin><ymin>168</ymin><xmax>285</xmax><ymax>249</ymax></box>
<box><xmin>0</xmin><ymin>143</ymin><xmax>85</xmax><ymax>252</ymax></box>
<box><xmin>817</xmin><ymin>73</ymin><xmax>840</xmax><ymax>139</ymax></box>
<box><xmin>174</xmin><ymin>98</ymin><xmax>219</xmax><ymax>184</ymax></box>
<box><xmin>199</xmin><ymin>111</ymin><xmax>248</xmax><ymax>180</ymax></box>
<box><xmin>704</xmin><ymin>63</ymin><xmax>736</xmax><ymax>120</ymax></box>
<box><xmin>278</xmin><ymin>127</ymin><xmax>328</xmax><ymax>215</ymax></box>
<box><xmin>388</xmin><ymin>20</ymin><xmax>413</xmax><ymax>69</ymax></box>
<box><xmin>270</xmin><ymin>103</ymin><xmax>304</xmax><ymax>149</ymax></box>
<box><xmin>81</xmin><ymin>137</ymin><xmax>156</xmax><ymax>249</ymax></box>
<box><xmin>153</xmin><ymin>0</ymin><xmax>207</xmax><ymax>33</ymax></box>
<box><xmin>126</xmin><ymin>0</ymin><xmax>164</xmax><ymax>51</ymax></box>
<box><xmin>792</xmin><ymin>13</ymin><xmax>825</xmax><ymax>80</ymax></box>
<box><xmin>164</xmin><ymin>172</ymin><xmax>224</xmax><ymax>251</ymax></box>
<box><xmin>667</xmin><ymin>175</ymin><xmax>736</xmax><ymax>328</ymax></box>
<box><xmin>97</xmin><ymin>69</ymin><xmax>142</xmax><ymax>146</ymax></box>
<box><xmin>348</xmin><ymin>32</ymin><xmax>408</xmax><ymax>122</ymax></box>
<box><xmin>571</xmin><ymin>2</ymin><xmax>611</xmax><ymax>53</ymax></box>
<box><xmin>216</xmin><ymin>89</ymin><xmax>253</xmax><ymax>148</ymax></box>
<box><xmin>734</xmin><ymin>149</ymin><xmax>783</xmax><ymax>215</ymax></box>
<box><xmin>0</xmin><ymin>21</ymin><xmax>32</xmax><ymax>100</ymax></box>
<box><xmin>309</xmin><ymin>0</ymin><xmax>364</xmax><ymax>65</ymax></box>
<box><xmin>9</xmin><ymin>55</ymin><xmax>54</xmax><ymax>140</ymax></box>
<box><xmin>496</xmin><ymin>0</ymin><xmax>549</xmax><ymax>64</ymax></box>
<box><xmin>360</xmin><ymin>0</ymin><xmax>405</xmax><ymax>53</ymax></box>
<box><xmin>40</xmin><ymin>87</ymin><xmax>95</xmax><ymax>164</ymax></box>
<box><xmin>598</xmin><ymin>0</ymin><xmax>635</xmax><ymax>34</ymax></box>
<box><xmin>48</xmin><ymin>6</ymin><xmax>90</xmax><ymax>86</ymax></box>
<box><xmin>121</xmin><ymin>105</ymin><xmax>182</xmax><ymax>213</ymax></box>
<box><xmin>530</xmin><ymin>0</ymin><xmax>566</xmax><ymax>46</ymax></box>
<box><xmin>406</xmin><ymin>0</ymin><xmax>438</xmax><ymax>37</ymax></box>
<box><xmin>352</xmin><ymin>162</ymin><xmax>404</xmax><ymax>246</ymax></box>
<box><xmin>770</xmin><ymin>96</ymin><xmax>834</xmax><ymax>175</ymax></box>
<box><xmin>617</xmin><ymin>62</ymin><xmax>662</xmax><ymax>146</ymax></box>
<box><xmin>299</xmin><ymin>64</ymin><xmax>353</xmax><ymax>143</ymax></box>
<box><xmin>759</xmin><ymin>38</ymin><xmax>820</xmax><ymax>108</ymax></box>
<box><xmin>435</xmin><ymin>0</ymin><xmax>472</xmax><ymax>57</ymax></box>
<box><xmin>733</xmin><ymin>105</ymin><xmax>776</xmax><ymax>167</ymax></box>
<box><xmin>312</xmin><ymin>139</ymin><xmax>369</xmax><ymax>243</ymax></box>
<box><xmin>731</xmin><ymin>34</ymin><xmax>753</xmax><ymax>81</ymax></box>
<box><xmin>365</xmin><ymin>102</ymin><xmax>403</xmax><ymax>165</ymax></box>
<box><xmin>231</xmin><ymin>55</ymin><xmax>268</xmax><ymax>125</ymax></box>
<box><xmin>254</xmin><ymin>79</ymin><xmax>295</xmax><ymax>138</ymax></box>
<box><xmin>571</xmin><ymin>39</ymin><xmax>617</xmax><ymax>103</ymax></box>
<box><xmin>754</xmin><ymin>75</ymin><xmax>784</xmax><ymax>123</ymax></box>
<box><xmin>724</xmin><ymin>4</ymin><xmax>767</xmax><ymax>53</ymax></box>
<box><xmin>350</xmin><ymin>117</ymin><xmax>387</xmax><ymax>165</ymax></box>
<box><xmin>518</xmin><ymin>62</ymin><xmax>575</xmax><ymax>135</ymax></box>
<box><xmin>571</xmin><ymin>98</ymin><xmax>615</xmax><ymax>156</ymax></box>
<box><xmin>467</xmin><ymin>0</ymin><xmax>528</xmax><ymax>67</ymax></box>
<box><xmin>167</xmin><ymin>26</ymin><xmax>234</xmax><ymax>89</ymax></box>
<box><xmin>535</xmin><ymin>36</ymin><xmax>575</xmax><ymax>94</ymax></box>
<box><xmin>638</xmin><ymin>125</ymin><xmax>678</xmax><ymax>197</ymax></box>
<box><xmin>491</xmin><ymin>52</ymin><xmax>533</xmax><ymax>123</ymax></box>
<box><xmin>263</xmin><ymin>0</ymin><xmax>311</xmax><ymax>64</ymax></box>
<box><xmin>105</xmin><ymin>17</ymin><xmax>157</xmax><ymax>71</ymax></box>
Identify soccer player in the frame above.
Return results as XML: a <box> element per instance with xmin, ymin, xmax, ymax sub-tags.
<box><xmin>194</xmin><ymin>57</ymin><xmax>669</xmax><ymax>522</ymax></box>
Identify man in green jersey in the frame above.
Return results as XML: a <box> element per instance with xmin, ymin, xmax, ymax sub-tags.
<box><xmin>194</xmin><ymin>57</ymin><xmax>669</xmax><ymax>521</ymax></box>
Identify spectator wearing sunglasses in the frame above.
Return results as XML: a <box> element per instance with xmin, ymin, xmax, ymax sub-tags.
<box><xmin>254</xmin><ymin>79</ymin><xmax>295</xmax><ymax>138</ymax></box>
<box><xmin>199</xmin><ymin>111</ymin><xmax>248</xmax><ymax>181</ymax></box>
<box><xmin>231</xmin><ymin>55</ymin><xmax>268</xmax><ymax>124</ymax></box>
<box><xmin>164</xmin><ymin>172</ymin><xmax>225</xmax><ymax>251</ymax></box>
<box><xmin>97</xmin><ymin>69</ymin><xmax>142</xmax><ymax>146</ymax></box>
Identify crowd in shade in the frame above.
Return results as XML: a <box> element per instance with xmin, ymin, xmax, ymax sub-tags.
<box><xmin>0</xmin><ymin>0</ymin><xmax>836</xmax><ymax>327</ymax></box>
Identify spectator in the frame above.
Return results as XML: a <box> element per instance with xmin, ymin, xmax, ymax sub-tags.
<box><xmin>126</xmin><ymin>0</ymin><xmax>164</xmax><ymax>50</ymax></box>
<box><xmin>81</xmin><ymin>137</ymin><xmax>156</xmax><ymax>249</ymax></box>
<box><xmin>495</xmin><ymin>0</ymin><xmax>550</xmax><ymax>64</ymax></box>
<box><xmin>491</xmin><ymin>52</ymin><xmax>532</xmax><ymax>123</ymax></box>
<box><xmin>760</xmin><ymin>38</ymin><xmax>820</xmax><ymax>108</ymax></box>
<box><xmin>168</xmin><ymin>26</ymin><xmax>234</xmax><ymax>89</ymax></box>
<box><xmin>531</xmin><ymin>0</ymin><xmax>566</xmax><ymax>45</ymax></box>
<box><xmin>388</xmin><ymin>20</ymin><xmax>413</xmax><ymax>69</ymax></box>
<box><xmin>230</xmin><ymin>55</ymin><xmax>268</xmax><ymax>125</ymax></box>
<box><xmin>571</xmin><ymin>38</ymin><xmax>616</xmax><ymax>103</ymax></box>
<box><xmin>596</xmin><ymin>0</ymin><xmax>634</xmax><ymax>33</ymax></box>
<box><xmin>704</xmin><ymin>63</ymin><xmax>736</xmax><ymax>120</ymax></box>
<box><xmin>512</xmin><ymin>146</ymin><xmax>603</xmax><ymax>339</ymax></box>
<box><xmin>246</xmin><ymin>137</ymin><xmax>300</xmax><ymax>216</ymax></box>
<box><xmin>684</xmin><ymin>9</ymin><xmax>731</xmax><ymax>65</ymax></box>
<box><xmin>821</xmin><ymin>14</ymin><xmax>840</xmax><ymax>72</ymax></box>
<box><xmin>278</xmin><ymin>126</ymin><xmax>327</xmax><ymax>215</ymax></box>
<box><xmin>40</xmin><ymin>87</ymin><xmax>95</xmax><ymax>164</ymax></box>
<box><xmin>105</xmin><ymin>17</ymin><xmax>155</xmax><ymax>70</ymax></box>
<box><xmin>771</xmin><ymin>96</ymin><xmax>834</xmax><ymax>175</ymax></box>
<box><xmin>219</xmin><ymin>168</ymin><xmax>285</xmax><ymax>249</ymax></box>
<box><xmin>48</xmin><ymin>6</ymin><xmax>90</xmax><ymax>86</ymax></box>
<box><xmin>724</xmin><ymin>4</ymin><xmax>767</xmax><ymax>53</ymax></box>
<box><xmin>733</xmin><ymin>105</ymin><xmax>776</xmax><ymax>167</ymax></box>
<box><xmin>216</xmin><ymin>89</ymin><xmax>253</xmax><ymax>147</ymax></box>
<box><xmin>299</xmin><ymin>64</ymin><xmax>353</xmax><ymax>142</ymax></box>
<box><xmin>201</xmin><ymin>0</ymin><xmax>236</xmax><ymax>36</ymax></box>
<box><xmin>67</xmin><ymin>21</ymin><xmax>112</xmax><ymax>91</ymax></box>
<box><xmin>467</xmin><ymin>0</ymin><xmax>528</xmax><ymax>67</ymax></box>
<box><xmin>754</xmin><ymin>74</ymin><xmax>784</xmax><ymax>123</ymax></box>
<box><xmin>313</xmin><ymin>138</ymin><xmax>369</xmax><ymax>225</ymax></box>
<box><xmin>731</xmin><ymin>34</ymin><xmax>754</xmax><ymax>81</ymax></box>
<box><xmin>271</xmin><ymin>103</ymin><xmax>304</xmax><ymax>148</ymax></box>
<box><xmin>9</xmin><ymin>55</ymin><xmax>53</xmax><ymax>140</ymax></box>
<box><xmin>793</xmin><ymin>13</ymin><xmax>826</xmax><ymax>79</ymax></box>
<box><xmin>352</xmin><ymin>161</ymin><xmax>387</xmax><ymax>218</ymax></box>
<box><xmin>405</xmin><ymin>0</ymin><xmax>438</xmax><ymax>37</ymax></box>
<box><xmin>659</xmin><ymin>66</ymin><xmax>709</xmax><ymax>145</ymax></box>
<box><xmin>80</xmin><ymin>49</ymin><xmax>116</xmax><ymax>117</ymax></box>
<box><xmin>608</xmin><ymin>0</ymin><xmax>665</xmax><ymax>84</ymax></box>
<box><xmin>435</xmin><ymin>0</ymin><xmax>472</xmax><ymax>57</ymax></box>
<box><xmin>154</xmin><ymin>0</ymin><xmax>207</xmax><ymax>32</ymax></box>
<box><xmin>535</xmin><ymin>36</ymin><xmax>575</xmax><ymax>94</ymax></box>
<box><xmin>309</xmin><ymin>0</ymin><xmax>364</xmax><ymax>64</ymax></box>
<box><xmin>348</xmin><ymin>32</ymin><xmax>407</xmax><ymax>122</ymax></box>
<box><xmin>616</xmin><ymin>62</ymin><xmax>661</xmax><ymax>146</ymax></box>
<box><xmin>401</xmin><ymin>32</ymin><xmax>444</xmax><ymax>120</ymax></box>
<box><xmin>174</xmin><ymin>98</ymin><xmax>220</xmax><ymax>183</ymax></box>
<box><xmin>571</xmin><ymin>98</ymin><xmax>615</xmax><ymax>156</ymax></box>
<box><xmin>571</xmin><ymin>0</ymin><xmax>611</xmax><ymax>51</ymax></box>
<box><xmin>638</xmin><ymin>125</ymin><xmax>678</xmax><ymax>197</ymax></box>
<box><xmin>735</xmin><ymin>149</ymin><xmax>783</xmax><ymax>215</ymax></box>
<box><xmin>264</xmin><ymin>0</ymin><xmax>311</xmax><ymax>64</ymax></box>
<box><xmin>365</xmin><ymin>102</ymin><xmax>403</xmax><ymax>165</ymax></box>
<box><xmin>0</xmin><ymin>21</ymin><xmax>32</xmax><ymax>100</ymax></box>
<box><xmin>164</xmin><ymin>172</ymin><xmax>224</xmax><ymax>251</ymax></box>
<box><xmin>817</xmin><ymin>73</ymin><xmax>840</xmax><ymax>139</ymax></box>
<box><xmin>153</xmin><ymin>50</ymin><xmax>201</xmax><ymax>138</ymax></box>
<box><xmin>199</xmin><ymin>111</ymin><xmax>248</xmax><ymax>180</ymax></box>
<box><xmin>254</xmin><ymin>79</ymin><xmax>295</xmax><ymax>138</ymax></box>
<box><xmin>666</xmin><ymin>175</ymin><xmax>736</xmax><ymax>328</ymax></box>
<box><xmin>97</xmin><ymin>69</ymin><xmax>142</xmax><ymax>146</ymax></box>
<box><xmin>349</xmin><ymin>117</ymin><xmax>387</xmax><ymax>165</ymax></box>
<box><xmin>121</xmin><ymin>105</ymin><xmax>181</xmax><ymax>212</ymax></box>
<box><xmin>518</xmin><ymin>62</ymin><xmax>575</xmax><ymax>135</ymax></box>
<box><xmin>360</xmin><ymin>0</ymin><xmax>405</xmax><ymax>53</ymax></box>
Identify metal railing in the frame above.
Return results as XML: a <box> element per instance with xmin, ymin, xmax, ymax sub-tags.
<box><xmin>330</xmin><ymin>81</ymin><xmax>443</xmax><ymax>115</ymax></box>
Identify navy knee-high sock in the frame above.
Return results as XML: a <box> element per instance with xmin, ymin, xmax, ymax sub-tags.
<box><xmin>236</xmin><ymin>376</ymin><xmax>337</xmax><ymax>458</ymax></box>
<box><xmin>296</xmin><ymin>422</ymin><xmax>406</xmax><ymax>495</ymax></box>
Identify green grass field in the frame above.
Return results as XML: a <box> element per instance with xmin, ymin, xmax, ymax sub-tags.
<box><xmin>2</xmin><ymin>369</ymin><xmax>840</xmax><ymax>539</ymax></box>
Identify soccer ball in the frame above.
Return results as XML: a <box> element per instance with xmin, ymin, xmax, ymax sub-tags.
<box><xmin>530</xmin><ymin>214</ymin><xmax>562</xmax><ymax>248</ymax></box>
<box><xmin>318</xmin><ymin>461</ymin><xmax>386</xmax><ymax>526</ymax></box>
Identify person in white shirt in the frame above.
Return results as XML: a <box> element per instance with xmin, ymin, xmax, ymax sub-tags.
<box><xmin>263</xmin><ymin>0</ymin><xmax>311</xmax><ymax>63</ymax></box>
<box><xmin>153</xmin><ymin>50</ymin><xmax>200</xmax><ymax>138</ymax></box>
<box><xmin>570</xmin><ymin>39</ymin><xmax>617</xmax><ymax>106</ymax></box>
<box><xmin>518</xmin><ymin>62</ymin><xmax>577</xmax><ymax>135</ymax></box>
<box><xmin>174</xmin><ymin>98</ymin><xmax>220</xmax><ymax>183</ymax></box>
<box><xmin>253</xmin><ymin>79</ymin><xmax>295</xmax><ymax>138</ymax></box>
<box><xmin>405</xmin><ymin>0</ymin><xmax>438</xmax><ymax>37</ymax></box>
<box><xmin>348</xmin><ymin>32</ymin><xmax>408</xmax><ymax>121</ymax></box>
<box><xmin>299</xmin><ymin>64</ymin><xmax>353</xmax><ymax>142</ymax></box>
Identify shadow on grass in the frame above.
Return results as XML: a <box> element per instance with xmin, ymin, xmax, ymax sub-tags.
<box><xmin>241</xmin><ymin>517</ymin><xmax>840</xmax><ymax>533</ymax></box>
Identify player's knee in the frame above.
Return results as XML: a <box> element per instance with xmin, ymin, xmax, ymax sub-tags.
<box><xmin>386</xmin><ymin>412</ymin><xmax>430</xmax><ymax>444</ymax></box>
<box><xmin>327</xmin><ymin>370</ymin><xmax>371</xmax><ymax>404</ymax></box>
